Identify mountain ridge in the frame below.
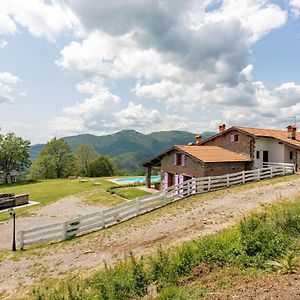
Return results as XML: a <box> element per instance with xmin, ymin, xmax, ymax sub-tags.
<box><xmin>30</xmin><ymin>130</ymin><xmax>216</xmax><ymax>173</ymax></box>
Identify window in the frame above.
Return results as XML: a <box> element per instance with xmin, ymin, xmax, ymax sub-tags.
<box><xmin>230</xmin><ymin>134</ymin><xmax>239</xmax><ymax>142</ymax></box>
<box><xmin>256</xmin><ymin>151</ymin><xmax>260</xmax><ymax>159</ymax></box>
<box><xmin>176</xmin><ymin>153</ymin><xmax>181</xmax><ymax>166</ymax></box>
<box><xmin>290</xmin><ymin>151</ymin><xmax>293</xmax><ymax>160</ymax></box>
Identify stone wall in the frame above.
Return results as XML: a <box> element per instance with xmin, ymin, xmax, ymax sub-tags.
<box><xmin>161</xmin><ymin>150</ymin><xmax>204</xmax><ymax>177</ymax></box>
<box><xmin>160</xmin><ymin>150</ymin><xmax>249</xmax><ymax>177</ymax></box>
<box><xmin>204</xmin><ymin>162</ymin><xmax>250</xmax><ymax>176</ymax></box>
<box><xmin>203</xmin><ymin>130</ymin><xmax>254</xmax><ymax>158</ymax></box>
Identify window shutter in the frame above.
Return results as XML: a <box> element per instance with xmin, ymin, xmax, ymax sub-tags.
<box><xmin>164</xmin><ymin>173</ymin><xmax>168</xmax><ymax>190</ymax></box>
<box><xmin>181</xmin><ymin>154</ymin><xmax>185</xmax><ymax>166</ymax></box>
<box><xmin>174</xmin><ymin>153</ymin><xmax>177</xmax><ymax>165</ymax></box>
<box><xmin>179</xmin><ymin>174</ymin><xmax>184</xmax><ymax>183</ymax></box>
<box><xmin>175</xmin><ymin>174</ymin><xmax>179</xmax><ymax>185</ymax></box>
<box><xmin>230</xmin><ymin>134</ymin><xmax>234</xmax><ymax>142</ymax></box>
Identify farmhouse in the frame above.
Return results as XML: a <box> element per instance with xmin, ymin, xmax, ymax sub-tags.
<box><xmin>143</xmin><ymin>124</ymin><xmax>300</xmax><ymax>189</ymax></box>
<box><xmin>143</xmin><ymin>145</ymin><xmax>252</xmax><ymax>189</ymax></box>
<box><xmin>201</xmin><ymin>124</ymin><xmax>300</xmax><ymax>169</ymax></box>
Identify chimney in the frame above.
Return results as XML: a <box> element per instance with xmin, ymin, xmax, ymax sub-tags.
<box><xmin>219</xmin><ymin>123</ymin><xmax>226</xmax><ymax>133</ymax></box>
<box><xmin>195</xmin><ymin>135</ymin><xmax>202</xmax><ymax>145</ymax></box>
<box><xmin>287</xmin><ymin>125</ymin><xmax>297</xmax><ymax>140</ymax></box>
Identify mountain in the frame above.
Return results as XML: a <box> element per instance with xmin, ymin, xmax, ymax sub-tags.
<box><xmin>29</xmin><ymin>130</ymin><xmax>216</xmax><ymax>173</ymax></box>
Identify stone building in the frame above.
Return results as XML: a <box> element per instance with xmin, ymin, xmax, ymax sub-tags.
<box><xmin>143</xmin><ymin>123</ymin><xmax>300</xmax><ymax>189</ymax></box>
<box><xmin>201</xmin><ymin>124</ymin><xmax>300</xmax><ymax>169</ymax></box>
<box><xmin>143</xmin><ymin>145</ymin><xmax>251</xmax><ymax>189</ymax></box>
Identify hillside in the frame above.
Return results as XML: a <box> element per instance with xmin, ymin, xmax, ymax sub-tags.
<box><xmin>30</xmin><ymin>130</ymin><xmax>216</xmax><ymax>173</ymax></box>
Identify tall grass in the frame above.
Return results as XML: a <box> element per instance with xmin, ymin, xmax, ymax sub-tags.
<box><xmin>30</xmin><ymin>199</ymin><xmax>300</xmax><ymax>300</ymax></box>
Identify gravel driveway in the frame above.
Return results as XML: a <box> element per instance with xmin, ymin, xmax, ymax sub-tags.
<box><xmin>0</xmin><ymin>195</ymin><xmax>107</xmax><ymax>249</ymax></box>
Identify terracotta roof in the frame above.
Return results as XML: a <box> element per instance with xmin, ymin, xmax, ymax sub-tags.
<box><xmin>236</xmin><ymin>126</ymin><xmax>300</xmax><ymax>149</ymax></box>
<box><xmin>176</xmin><ymin>145</ymin><xmax>252</xmax><ymax>163</ymax></box>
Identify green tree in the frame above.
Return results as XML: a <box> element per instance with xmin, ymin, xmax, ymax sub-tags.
<box><xmin>0</xmin><ymin>132</ymin><xmax>31</xmax><ymax>183</ymax></box>
<box><xmin>88</xmin><ymin>155</ymin><xmax>115</xmax><ymax>177</ymax></box>
<box><xmin>75</xmin><ymin>144</ymin><xmax>98</xmax><ymax>176</ymax></box>
<box><xmin>32</xmin><ymin>138</ymin><xmax>74</xmax><ymax>179</ymax></box>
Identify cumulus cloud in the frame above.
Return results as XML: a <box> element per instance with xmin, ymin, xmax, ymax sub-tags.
<box><xmin>0</xmin><ymin>0</ymin><xmax>81</xmax><ymax>41</ymax></box>
<box><xmin>49</xmin><ymin>82</ymin><xmax>121</xmax><ymax>135</ymax></box>
<box><xmin>290</xmin><ymin>0</ymin><xmax>300</xmax><ymax>16</ymax></box>
<box><xmin>0</xmin><ymin>12</ymin><xmax>17</xmax><ymax>35</ymax></box>
<box><xmin>0</xmin><ymin>71</ymin><xmax>20</xmax><ymax>103</ymax></box>
<box><xmin>0</xmin><ymin>40</ymin><xmax>7</xmax><ymax>48</ymax></box>
<box><xmin>49</xmin><ymin>79</ymin><xmax>188</xmax><ymax>136</ymax></box>
<box><xmin>50</xmin><ymin>0</ymin><xmax>297</xmax><ymax>136</ymax></box>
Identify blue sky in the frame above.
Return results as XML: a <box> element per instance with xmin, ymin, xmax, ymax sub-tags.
<box><xmin>1</xmin><ymin>0</ymin><xmax>300</xmax><ymax>144</ymax></box>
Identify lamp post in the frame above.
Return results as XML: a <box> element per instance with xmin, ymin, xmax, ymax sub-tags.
<box><xmin>8</xmin><ymin>208</ymin><xmax>16</xmax><ymax>251</ymax></box>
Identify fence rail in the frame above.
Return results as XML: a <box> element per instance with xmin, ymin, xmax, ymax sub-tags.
<box><xmin>19</xmin><ymin>162</ymin><xmax>295</xmax><ymax>249</ymax></box>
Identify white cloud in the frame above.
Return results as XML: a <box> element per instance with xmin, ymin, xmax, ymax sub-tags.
<box><xmin>0</xmin><ymin>0</ymin><xmax>81</xmax><ymax>41</ymax></box>
<box><xmin>57</xmin><ymin>31</ymin><xmax>183</xmax><ymax>80</ymax></box>
<box><xmin>0</xmin><ymin>71</ymin><xmax>20</xmax><ymax>103</ymax></box>
<box><xmin>49</xmin><ymin>82</ymin><xmax>121</xmax><ymax>135</ymax></box>
<box><xmin>290</xmin><ymin>0</ymin><xmax>300</xmax><ymax>16</ymax></box>
<box><xmin>203</xmin><ymin>0</ymin><xmax>287</xmax><ymax>42</ymax></box>
<box><xmin>49</xmin><ymin>79</ymin><xmax>188</xmax><ymax>136</ymax></box>
<box><xmin>49</xmin><ymin>0</ymin><xmax>296</xmax><ymax>138</ymax></box>
<box><xmin>0</xmin><ymin>12</ymin><xmax>17</xmax><ymax>35</ymax></box>
<box><xmin>0</xmin><ymin>40</ymin><xmax>7</xmax><ymax>48</ymax></box>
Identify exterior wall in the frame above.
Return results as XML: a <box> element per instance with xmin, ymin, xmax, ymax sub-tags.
<box><xmin>253</xmin><ymin>137</ymin><xmax>299</xmax><ymax>168</ymax></box>
<box><xmin>284</xmin><ymin>145</ymin><xmax>297</xmax><ymax>165</ymax></box>
<box><xmin>203</xmin><ymin>130</ymin><xmax>253</xmax><ymax>157</ymax></box>
<box><xmin>253</xmin><ymin>138</ymin><xmax>285</xmax><ymax>168</ymax></box>
<box><xmin>160</xmin><ymin>150</ymin><xmax>249</xmax><ymax>189</ymax></box>
<box><xmin>161</xmin><ymin>150</ymin><xmax>204</xmax><ymax>177</ymax></box>
<box><xmin>204</xmin><ymin>162</ymin><xmax>249</xmax><ymax>176</ymax></box>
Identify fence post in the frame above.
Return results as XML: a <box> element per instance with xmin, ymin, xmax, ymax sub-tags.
<box><xmin>163</xmin><ymin>191</ymin><xmax>167</xmax><ymax>205</ymax></box>
<box><xmin>242</xmin><ymin>171</ymin><xmax>245</xmax><ymax>184</ymax></box>
<box><xmin>101</xmin><ymin>211</ymin><xmax>105</xmax><ymax>228</ymax></box>
<box><xmin>136</xmin><ymin>198</ymin><xmax>140</xmax><ymax>216</ymax></box>
<box><xmin>282</xmin><ymin>165</ymin><xmax>285</xmax><ymax>176</ymax></box>
<box><xmin>187</xmin><ymin>181</ymin><xmax>191</xmax><ymax>195</ymax></box>
<box><xmin>226</xmin><ymin>174</ymin><xmax>229</xmax><ymax>187</ymax></box>
<box><xmin>270</xmin><ymin>167</ymin><xmax>273</xmax><ymax>178</ymax></box>
<box><xmin>257</xmin><ymin>168</ymin><xmax>260</xmax><ymax>181</ymax></box>
<box><xmin>62</xmin><ymin>221</ymin><xmax>68</xmax><ymax>240</ymax></box>
<box><xmin>208</xmin><ymin>177</ymin><xmax>211</xmax><ymax>191</ymax></box>
<box><xmin>19</xmin><ymin>231</ymin><xmax>24</xmax><ymax>250</ymax></box>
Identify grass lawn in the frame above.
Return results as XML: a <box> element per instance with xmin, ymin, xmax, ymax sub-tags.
<box><xmin>111</xmin><ymin>187</ymin><xmax>150</xmax><ymax>200</ymax></box>
<box><xmin>0</xmin><ymin>177</ymin><xmax>147</xmax><ymax>222</ymax></box>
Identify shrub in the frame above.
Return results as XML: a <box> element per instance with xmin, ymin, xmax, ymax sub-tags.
<box><xmin>149</xmin><ymin>248</ymin><xmax>178</xmax><ymax>290</ymax></box>
<box><xmin>239</xmin><ymin>212</ymin><xmax>289</xmax><ymax>267</ymax></box>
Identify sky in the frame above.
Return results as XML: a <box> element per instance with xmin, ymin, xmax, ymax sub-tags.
<box><xmin>1</xmin><ymin>0</ymin><xmax>300</xmax><ymax>144</ymax></box>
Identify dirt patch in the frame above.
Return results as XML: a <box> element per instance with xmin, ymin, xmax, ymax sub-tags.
<box><xmin>1</xmin><ymin>176</ymin><xmax>300</xmax><ymax>298</ymax></box>
<box><xmin>205</xmin><ymin>270</ymin><xmax>300</xmax><ymax>300</ymax></box>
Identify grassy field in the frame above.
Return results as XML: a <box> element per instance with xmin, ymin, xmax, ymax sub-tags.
<box><xmin>23</xmin><ymin>194</ymin><xmax>300</xmax><ymax>300</ymax></box>
<box><xmin>111</xmin><ymin>187</ymin><xmax>150</xmax><ymax>200</ymax></box>
<box><xmin>0</xmin><ymin>177</ymin><xmax>150</xmax><ymax>222</ymax></box>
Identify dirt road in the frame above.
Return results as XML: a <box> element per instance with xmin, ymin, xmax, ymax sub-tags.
<box><xmin>1</xmin><ymin>175</ymin><xmax>300</xmax><ymax>298</ymax></box>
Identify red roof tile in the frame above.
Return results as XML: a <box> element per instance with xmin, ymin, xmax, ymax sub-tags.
<box><xmin>176</xmin><ymin>145</ymin><xmax>252</xmax><ymax>163</ymax></box>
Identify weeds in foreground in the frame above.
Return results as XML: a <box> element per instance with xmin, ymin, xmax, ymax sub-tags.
<box><xmin>267</xmin><ymin>251</ymin><xmax>299</xmax><ymax>274</ymax></box>
<box><xmin>28</xmin><ymin>198</ymin><xmax>300</xmax><ymax>300</ymax></box>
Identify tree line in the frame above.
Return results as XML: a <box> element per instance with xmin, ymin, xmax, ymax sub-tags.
<box><xmin>0</xmin><ymin>131</ymin><xmax>115</xmax><ymax>183</ymax></box>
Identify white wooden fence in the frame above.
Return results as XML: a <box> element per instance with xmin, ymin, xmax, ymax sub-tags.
<box><xmin>19</xmin><ymin>162</ymin><xmax>295</xmax><ymax>249</ymax></box>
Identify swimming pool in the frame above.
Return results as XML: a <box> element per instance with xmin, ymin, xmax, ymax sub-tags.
<box><xmin>116</xmin><ymin>175</ymin><xmax>160</xmax><ymax>184</ymax></box>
